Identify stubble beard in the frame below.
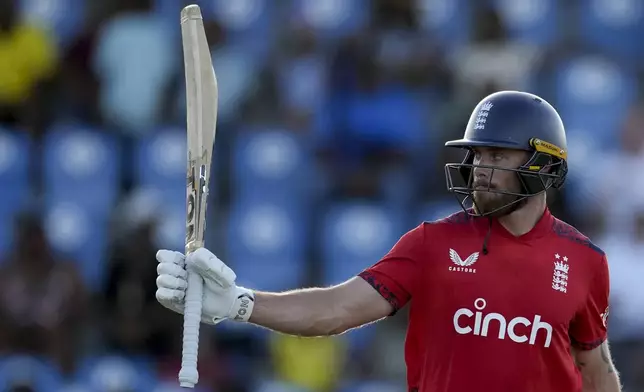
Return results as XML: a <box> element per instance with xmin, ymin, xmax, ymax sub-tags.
<box><xmin>472</xmin><ymin>189</ymin><xmax>521</xmax><ymax>217</ymax></box>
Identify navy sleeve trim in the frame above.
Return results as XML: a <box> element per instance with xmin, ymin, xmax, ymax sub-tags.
<box><xmin>570</xmin><ymin>336</ymin><xmax>606</xmax><ymax>351</ymax></box>
<box><xmin>552</xmin><ymin>220</ymin><xmax>605</xmax><ymax>256</ymax></box>
<box><xmin>358</xmin><ymin>270</ymin><xmax>401</xmax><ymax>316</ymax></box>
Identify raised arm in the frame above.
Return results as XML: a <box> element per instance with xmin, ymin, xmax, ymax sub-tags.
<box><xmin>249</xmin><ymin>277</ymin><xmax>393</xmax><ymax>336</ymax></box>
<box><xmin>155</xmin><ymin>225</ymin><xmax>424</xmax><ymax>335</ymax></box>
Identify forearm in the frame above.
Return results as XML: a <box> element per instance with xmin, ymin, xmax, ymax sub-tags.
<box><xmin>576</xmin><ymin>343</ymin><xmax>622</xmax><ymax>392</ymax></box>
<box><xmin>248</xmin><ymin>288</ymin><xmax>348</xmax><ymax>337</ymax></box>
<box><xmin>580</xmin><ymin>371</ymin><xmax>621</xmax><ymax>392</ymax></box>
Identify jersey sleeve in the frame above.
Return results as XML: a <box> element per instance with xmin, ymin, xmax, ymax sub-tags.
<box><xmin>358</xmin><ymin>223</ymin><xmax>425</xmax><ymax>315</ymax></box>
<box><xmin>569</xmin><ymin>254</ymin><xmax>610</xmax><ymax>350</ymax></box>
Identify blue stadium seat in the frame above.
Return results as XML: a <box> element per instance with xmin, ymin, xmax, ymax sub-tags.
<box><xmin>277</xmin><ymin>56</ymin><xmax>328</xmax><ymax>115</ymax></box>
<box><xmin>195</xmin><ymin>0</ymin><xmax>275</xmax><ymax>61</ymax></box>
<box><xmin>226</xmin><ymin>198</ymin><xmax>308</xmax><ymax>291</ymax></box>
<box><xmin>135</xmin><ymin>127</ymin><xmax>187</xmax><ymax>207</ymax></box>
<box><xmin>154</xmin><ymin>0</ymin><xmax>185</xmax><ymax>30</ymax></box>
<box><xmin>0</xmin><ymin>129</ymin><xmax>32</xmax><ymax>258</ymax></box>
<box><xmin>492</xmin><ymin>0</ymin><xmax>559</xmax><ymax>45</ymax></box>
<box><xmin>415</xmin><ymin>200</ymin><xmax>460</xmax><ymax>225</ymax></box>
<box><xmin>0</xmin><ymin>355</ymin><xmax>62</xmax><ymax>392</ymax></box>
<box><xmin>289</xmin><ymin>0</ymin><xmax>369</xmax><ymax>42</ymax></box>
<box><xmin>343</xmin><ymin>85</ymin><xmax>427</xmax><ymax>152</ymax></box>
<box><xmin>74</xmin><ymin>355</ymin><xmax>157</xmax><ymax>392</ymax></box>
<box><xmin>154</xmin><ymin>201</ymin><xmax>187</xmax><ymax>253</ymax></box>
<box><xmin>232</xmin><ymin>129</ymin><xmax>313</xmax><ymax>201</ymax></box>
<box><xmin>18</xmin><ymin>0</ymin><xmax>85</xmax><ymax>48</ymax></box>
<box><xmin>416</xmin><ymin>0</ymin><xmax>472</xmax><ymax>47</ymax></box>
<box><xmin>320</xmin><ymin>202</ymin><xmax>406</xmax><ymax>285</ymax></box>
<box><xmin>319</xmin><ymin>202</ymin><xmax>407</xmax><ymax>351</ymax></box>
<box><xmin>44</xmin><ymin>201</ymin><xmax>109</xmax><ymax>290</ymax></box>
<box><xmin>552</xmin><ymin>56</ymin><xmax>636</xmax><ymax>146</ymax></box>
<box><xmin>578</xmin><ymin>0</ymin><xmax>644</xmax><ymax>61</ymax></box>
<box><xmin>43</xmin><ymin>125</ymin><xmax>121</xmax><ymax>217</ymax></box>
<box><xmin>379</xmin><ymin>167</ymin><xmax>416</xmax><ymax>208</ymax></box>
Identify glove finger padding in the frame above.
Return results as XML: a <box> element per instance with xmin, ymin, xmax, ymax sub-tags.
<box><xmin>156</xmin><ymin>250</ymin><xmax>185</xmax><ymax>268</ymax></box>
<box><xmin>156</xmin><ymin>274</ymin><xmax>188</xmax><ymax>290</ymax></box>
<box><xmin>186</xmin><ymin>248</ymin><xmax>236</xmax><ymax>289</ymax></box>
<box><xmin>156</xmin><ymin>287</ymin><xmax>185</xmax><ymax>304</ymax></box>
<box><xmin>157</xmin><ymin>261</ymin><xmax>188</xmax><ymax>280</ymax></box>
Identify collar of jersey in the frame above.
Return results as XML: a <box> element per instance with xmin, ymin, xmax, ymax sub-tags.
<box><xmin>486</xmin><ymin>207</ymin><xmax>554</xmax><ymax>242</ymax></box>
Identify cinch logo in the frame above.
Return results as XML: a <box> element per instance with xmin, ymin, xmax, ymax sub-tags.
<box><xmin>453</xmin><ymin>298</ymin><xmax>553</xmax><ymax>347</ymax></box>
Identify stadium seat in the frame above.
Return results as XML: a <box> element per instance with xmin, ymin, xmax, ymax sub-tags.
<box><xmin>154</xmin><ymin>202</ymin><xmax>188</xmax><ymax>253</ymax></box>
<box><xmin>320</xmin><ymin>202</ymin><xmax>408</xmax><ymax>352</ymax></box>
<box><xmin>18</xmin><ymin>0</ymin><xmax>85</xmax><ymax>48</ymax></box>
<box><xmin>552</xmin><ymin>56</ymin><xmax>636</xmax><ymax>146</ymax></box>
<box><xmin>0</xmin><ymin>128</ymin><xmax>32</xmax><ymax>258</ymax></box>
<box><xmin>74</xmin><ymin>355</ymin><xmax>157</xmax><ymax>392</ymax></box>
<box><xmin>43</xmin><ymin>124</ymin><xmax>121</xmax><ymax>217</ymax></box>
<box><xmin>231</xmin><ymin>129</ymin><xmax>313</xmax><ymax>202</ymax></box>
<box><xmin>379</xmin><ymin>166</ymin><xmax>416</xmax><ymax>208</ymax></box>
<box><xmin>44</xmin><ymin>201</ymin><xmax>109</xmax><ymax>290</ymax></box>
<box><xmin>491</xmin><ymin>0</ymin><xmax>559</xmax><ymax>45</ymax></box>
<box><xmin>415</xmin><ymin>200</ymin><xmax>460</xmax><ymax>225</ymax></box>
<box><xmin>578</xmin><ymin>0</ymin><xmax>644</xmax><ymax>62</ymax></box>
<box><xmin>289</xmin><ymin>0</ymin><xmax>370</xmax><ymax>42</ymax></box>
<box><xmin>0</xmin><ymin>355</ymin><xmax>62</xmax><ymax>392</ymax></box>
<box><xmin>195</xmin><ymin>0</ymin><xmax>275</xmax><ymax>61</ymax></box>
<box><xmin>226</xmin><ymin>197</ymin><xmax>309</xmax><ymax>292</ymax></box>
<box><xmin>320</xmin><ymin>202</ymin><xmax>406</xmax><ymax>285</ymax></box>
<box><xmin>277</xmin><ymin>55</ymin><xmax>328</xmax><ymax>115</ymax></box>
<box><xmin>135</xmin><ymin>127</ymin><xmax>188</xmax><ymax>207</ymax></box>
<box><xmin>343</xmin><ymin>85</ymin><xmax>427</xmax><ymax>153</ymax></box>
<box><xmin>416</xmin><ymin>0</ymin><xmax>472</xmax><ymax>47</ymax></box>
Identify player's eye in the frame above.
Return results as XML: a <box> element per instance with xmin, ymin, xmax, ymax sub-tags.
<box><xmin>491</xmin><ymin>152</ymin><xmax>504</xmax><ymax>161</ymax></box>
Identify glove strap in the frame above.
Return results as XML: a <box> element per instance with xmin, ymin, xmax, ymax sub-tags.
<box><xmin>230</xmin><ymin>286</ymin><xmax>255</xmax><ymax>322</ymax></box>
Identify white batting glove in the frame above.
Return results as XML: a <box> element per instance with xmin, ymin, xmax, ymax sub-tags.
<box><xmin>155</xmin><ymin>248</ymin><xmax>255</xmax><ymax>325</ymax></box>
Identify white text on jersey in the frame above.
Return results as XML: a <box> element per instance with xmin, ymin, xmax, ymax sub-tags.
<box><xmin>453</xmin><ymin>298</ymin><xmax>553</xmax><ymax>347</ymax></box>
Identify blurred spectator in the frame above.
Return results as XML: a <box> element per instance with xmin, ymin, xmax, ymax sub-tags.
<box><xmin>449</xmin><ymin>5</ymin><xmax>541</xmax><ymax>100</ymax></box>
<box><xmin>596</xmin><ymin>101</ymin><xmax>644</xmax><ymax>227</ymax></box>
<box><xmin>0</xmin><ymin>214</ymin><xmax>87</xmax><ymax>374</ymax></box>
<box><xmin>54</xmin><ymin>30</ymin><xmax>102</xmax><ymax>126</ymax></box>
<box><xmin>101</xmin><ymin>217</ymin><xmax>178</xmax><ymax>357</ymax></box>
<box><xmin>93</xmin><ymin>0</ymin><xmax>178</xmax><ymax>135</ymax></box>
<box><xmin>0</xmin><ymin>0</ymin><xmax>58</xmax><ymax>132</ymax></box>
<box><xmin>269</xmin><ymin>334</ymin><xmax>345</xmax><ymax>392</ymax></box>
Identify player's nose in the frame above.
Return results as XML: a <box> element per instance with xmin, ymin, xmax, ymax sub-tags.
<box><xmin>473</xmin><ymin>166</ymin><xmax>491</xmax><ymax>182</ymax></box>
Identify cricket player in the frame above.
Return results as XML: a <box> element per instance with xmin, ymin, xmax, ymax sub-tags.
<box><xmin>156</xmin><ymin>91</ymin><xmax>621</xmax><ymax>391</ymax></box>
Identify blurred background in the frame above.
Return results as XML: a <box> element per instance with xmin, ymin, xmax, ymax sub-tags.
<box><xmin>0</xmin><ymin>0</ymin><xmax>643</xmax><ymax>390</ymax></box>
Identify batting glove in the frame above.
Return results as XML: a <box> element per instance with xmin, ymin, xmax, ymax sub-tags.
<box><xmin>155</xmin><ymin>248</ymin><xmax>255</xmax><ymax>325</ymax></box>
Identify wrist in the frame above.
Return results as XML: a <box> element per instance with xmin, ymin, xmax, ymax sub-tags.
<box><xmin>229</xmin><ymin>286</ymin><xmax>255</xmax><ymax>322</ymax></box>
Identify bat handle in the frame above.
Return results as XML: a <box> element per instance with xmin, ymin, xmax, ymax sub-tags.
<box><xmin>179</xmin><ymin>270</ymin><xmax>204</xmax><ymax>388</ymax></box>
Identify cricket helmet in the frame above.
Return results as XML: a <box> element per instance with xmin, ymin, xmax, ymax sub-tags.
<box><xmin>444</xmin><ymin>90</ymin><xmax>568</xmax><ymax>216</ymax></box>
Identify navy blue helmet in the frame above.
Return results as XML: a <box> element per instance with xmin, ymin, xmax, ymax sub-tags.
<box><xmin>444</xmin><ymin>90</ymin><xmax>568</xmax><ymax>216</ymax></box>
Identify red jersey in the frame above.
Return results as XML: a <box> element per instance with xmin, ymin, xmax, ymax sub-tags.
<box><xmin>358</xmin><ymin>209</ymin><xmax>609</xmax><ymax>392</ymax></box>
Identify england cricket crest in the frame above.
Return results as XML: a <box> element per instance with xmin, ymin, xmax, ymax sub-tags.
<box><xmin>551</xmin><ymin>253</ymin><xmax>569</xmax><ymax>293</ymax></box>
<box><xmin>474</xmin><ymin>101</ymin><xmax>493</xmax><ymax>130</ymax></box>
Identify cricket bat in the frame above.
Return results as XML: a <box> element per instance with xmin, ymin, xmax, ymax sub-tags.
<box><xmin>179</xmin><ymin>4</ymin><xmax>218</xmax><ymax>388</ymax></box>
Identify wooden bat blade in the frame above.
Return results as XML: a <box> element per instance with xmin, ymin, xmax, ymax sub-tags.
<box><xmin>181</xmin><ymin>4</ymin><xmax>218</xmax><ymax>254</ymax></box>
